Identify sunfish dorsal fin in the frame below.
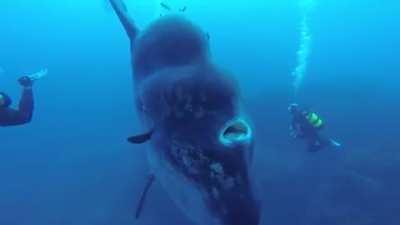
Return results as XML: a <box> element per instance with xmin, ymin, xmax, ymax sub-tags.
<box><xmin>135</xmin><ymin>174</ymin><xmax>156</xmax><ymax>219</ymax></box>
<box><xmin>127</xmin><ymin>130</ymin><xmax>153</xmax><ymax>144</ymax></box>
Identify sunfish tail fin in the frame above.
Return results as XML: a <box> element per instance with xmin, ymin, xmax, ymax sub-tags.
<box><xmin>109</xmin><ymin>0</ymin><xmax>139</xmax><ymax>39</ymax></box>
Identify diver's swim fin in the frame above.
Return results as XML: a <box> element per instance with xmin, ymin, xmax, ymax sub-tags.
<box><xmin>135</xmin><ymin>174</ymin><xmax>156</xmax><ymax>219</ymax></box>
<box><xmin>329</xmin><ymin>139</ymin><xmax>342</xmax><ymax>148</ymax></box>
<box><xmin>127</xmin><ymin>130</ymin><xmax>153</xmax><ymax>144</ymax></box>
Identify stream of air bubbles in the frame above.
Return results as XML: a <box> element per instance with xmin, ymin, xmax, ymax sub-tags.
<box><xmin>292</xmin><ymin>0</ymin><xmax>316</xmax><ymax>97</ymax></box>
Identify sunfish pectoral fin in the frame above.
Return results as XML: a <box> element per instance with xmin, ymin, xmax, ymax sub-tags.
<box><xmin>135</xmin><ymin>174</ymin><xmax>156</xmax><ymax>219</ymax></box>
<box><xmin>127</xmin><ymin>130</ymin><xmax>153</xmax><ymax>144</ymax></box>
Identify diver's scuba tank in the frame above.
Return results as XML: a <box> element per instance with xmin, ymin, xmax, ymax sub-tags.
<box><xmin>306</xmin><ymin>112</ymin><xmax>323</xmax><ymax>129</ymax></box>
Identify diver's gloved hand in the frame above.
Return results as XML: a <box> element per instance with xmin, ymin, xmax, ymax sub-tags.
<box><xmin>18</xmin><ymin>76</ymin><xmax>34</xmax><ymax>88</ymax></box>
<box><xmin>29</xmin><ymin>69</ymin><xmax>48</xmax><ymax>81</ymax></box>
<box><xmin>18</xmin><ymin>69</ymin><xmax>48</xmax><ymax>88</ymax></box>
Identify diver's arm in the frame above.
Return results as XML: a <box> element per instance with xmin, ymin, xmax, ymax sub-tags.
<box><xmin>109</xmin><ymin>0</ymin><xmax>139</xmax><ymax>39</ymax></box>
<box><xmin>17</xmin><ymin>87</ymin><xmax>34</xmax><ymax>123</ymax></box>
<box><xmin>290</xmin><ymin>118</ymin><xmax>306</xmax><ymax>139</ymax></box>
<box><xmin>290</xmin><ymin>119</ymin><xmax>296</xmax><ymax>131</ymax></box>
<box><xmin>0</xmin><ymin>88</ymin><xmax>33</xmax><ymax>126</ymax></box>
<box><xmin>289</xmin><ymin>118</ymin><xmax>299</xmax><ymax>137</ymax></box>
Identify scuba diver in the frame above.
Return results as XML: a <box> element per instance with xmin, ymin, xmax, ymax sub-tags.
<box><xmin>288</xmin><ymin>103</ymin><xmax>341</xmax><ymax>152</ymax></box>
<box><xmin>0</xmin><ymin>69</ymin><xmax>47</xmax><ymax>127</ymax></box>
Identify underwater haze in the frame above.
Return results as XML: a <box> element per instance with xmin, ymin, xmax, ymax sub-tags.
<box><xmin>1</xmin><ymin>0</ymin><xmax>399</xmax><ymax>225</ymax></box>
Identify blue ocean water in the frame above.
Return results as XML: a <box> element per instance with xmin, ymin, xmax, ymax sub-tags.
<box><xmin>0</xmin><ymin>0</ymin><xmax>399</xmax><ymax>225</ymax></box>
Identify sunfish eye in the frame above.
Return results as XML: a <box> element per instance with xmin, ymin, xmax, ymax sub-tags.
<box><xmin>219</xmin><ymin>118</ymin><xmax>252</xmax><ymax>146</ymax></box>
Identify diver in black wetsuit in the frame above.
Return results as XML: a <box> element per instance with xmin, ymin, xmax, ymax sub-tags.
<box><xmin>288</xmin><ymin>103</ymin><xmax>341</xmax><ymax>152</ymax></box>
<box><xmin>0</xmin><ymin>77</ymin><xmax>34</xmax><ymax>126</ymax></box>
<box><xmin>0</xmin><ymin>69</ymin><xmax>46</xmax><ymax>127</ymax></box>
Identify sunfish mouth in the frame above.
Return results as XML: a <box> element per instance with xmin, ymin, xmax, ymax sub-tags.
<box><xmin>219</xmin><ymin>118</ymin><xmax>252</xmax><ymax>146</ymax></box>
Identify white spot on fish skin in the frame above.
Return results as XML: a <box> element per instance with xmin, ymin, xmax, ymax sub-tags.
<box><xmin>209</xmin><ymin>163</ymin><xmax>238</xmax><ymax>190</ymax></box>
<box><xmin>171</xmin><ymin>140</ymin><xmax>211</xmax><ymax>175</ymax></box>
<box><xmin>210</xmin><ymin>163</ymin><xmax>224</xmax><ymax>175</ymax></box>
